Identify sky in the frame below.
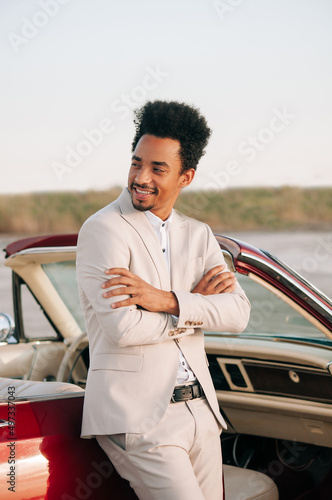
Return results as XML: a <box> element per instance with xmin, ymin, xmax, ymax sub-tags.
<box><xmin>1</xmin><ymin>0</ymin><xmax>332</xmax><ymax>194</ymax></box>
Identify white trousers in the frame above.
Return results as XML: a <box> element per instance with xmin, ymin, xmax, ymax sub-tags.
<box><xmin>97</xmin><ymin>397</ymin><xmax>223</xmax><ymax>500</ymax></box>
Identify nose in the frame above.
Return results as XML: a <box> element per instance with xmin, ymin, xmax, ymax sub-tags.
<box><xmin>135</xmin><ymin>166</ymin><xmax>152</xmax><ymax>185</ymax></box>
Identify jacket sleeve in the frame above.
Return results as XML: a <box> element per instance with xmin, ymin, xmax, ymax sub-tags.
<box><xmin>76</xmin><ymin>217</ymin><xmax>195</xmax><ymax>348</ymax></box>
<box><xmin>173</xmin><ymin>225</ymin><xmax>251</xmax><ymax>333</ymax></box>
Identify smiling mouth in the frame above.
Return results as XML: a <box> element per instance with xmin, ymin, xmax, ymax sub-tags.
<box><xmin>132</xmin><ymin>185</ymin><xmax>157</xmax><ymax>200</ymax></box>
<box><xmin>136</xmin><ymin>188</ymin><xmax>154</xmax><ymax>195</ymax></box>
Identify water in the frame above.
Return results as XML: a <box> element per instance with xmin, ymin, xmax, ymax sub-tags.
<box><xmin>1</xmin><ymin>231</ymin><xmax>331</xmax><ymax>321</ymax></box>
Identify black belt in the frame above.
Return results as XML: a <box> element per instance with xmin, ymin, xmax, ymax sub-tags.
<box><xmin>171</xmin><ymin>382</ymin><xmax>205</xmax><ymax>403</ymax></box>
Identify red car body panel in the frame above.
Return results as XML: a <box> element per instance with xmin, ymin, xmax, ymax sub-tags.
<box><xmin>4</xmin><ymin>234</ymin><xmax>78</xmax><ymax>258</ymax></box>
<box><xmin>0</xmin><ymin>394</ymin><xmax>137</xmax><ymax>500</ymax></box>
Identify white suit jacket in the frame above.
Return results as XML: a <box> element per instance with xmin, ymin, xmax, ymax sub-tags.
<box><xmin>76</xmin><ymin>188</ymin><xmax>250</xmax><ymax>438</ymax></box>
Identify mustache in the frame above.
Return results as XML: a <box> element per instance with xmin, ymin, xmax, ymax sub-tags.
<box><xmin>131</xmin><ymin>183</ymin><xmax>158</xmax><ymax>194</ymax></box>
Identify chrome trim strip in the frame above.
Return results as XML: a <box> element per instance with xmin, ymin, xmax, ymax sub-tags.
<box><xmin>217</xmin><ymin>357</ymin><xmax>254</xmax><ymax>392</ymax></box>
<box><xmin>240</xmin><ymin>251</ymin><xmax>332</xmax><ymax>316</ymax></box>
<box><xmin>0</xmin><ymin>390</ymin><xmax>84</xmax><ymax>404</ymax></box>
<box><xmin>13</xmin><ymin>246</ymin><xmax>77</xmax><ymax>256</ymax></box>
<box><xmin>204</xmin><ymin>332</ymin><xmax>332</xmax><ymax>350</ymax></box>
<box><xmin>262</xmin><ymin>249</ymin><xmax>332</xmax><ymax>305</ymax></box>
<box><xmin>242</xmin><ymin>358</ymin><xmax>329</xmax><ymax>373</ymax></box>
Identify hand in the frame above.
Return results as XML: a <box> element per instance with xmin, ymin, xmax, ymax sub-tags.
<box><xmin>101</xmin><ymin>268</ymin><xmax>179</xmax><ymax>315</ymax></box>
<box><xmin>192</xmin><ymin>265</ymin><xmax>237</xmax><ymax>295</ymax></box>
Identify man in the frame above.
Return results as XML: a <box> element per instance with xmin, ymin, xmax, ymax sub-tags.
<box><xmin>76</xmin><ymin>100</ymin><xmax>250</xmax><ymax>500</ymax></box>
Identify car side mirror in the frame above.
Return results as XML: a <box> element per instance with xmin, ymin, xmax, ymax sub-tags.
<box><xmin>0</xmin><ymin>313</ymin><xmax>15</xmax><ymax>342</ymax></box>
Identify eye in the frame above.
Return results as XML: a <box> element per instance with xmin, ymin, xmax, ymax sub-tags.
<box><xmin>153</xmin><ymin>167</ymin><xmax>165</xmax><ymax>173</ymax></box>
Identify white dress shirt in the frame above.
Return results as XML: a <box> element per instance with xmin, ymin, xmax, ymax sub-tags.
<box><xmin>145</xmin><ymin>210</ymin><xmax>196</xmax><ymax>385</ymax></box>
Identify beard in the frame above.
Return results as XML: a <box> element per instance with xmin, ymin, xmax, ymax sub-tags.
<box><xmin>130</xmin><ymin>183</ymin><xmax>158</xmax><ymax>212</ymax></box>
<box><xmin>131</xmin><ymin>199</ymin><xmax>155</xmax><ymax>212</ymax></box>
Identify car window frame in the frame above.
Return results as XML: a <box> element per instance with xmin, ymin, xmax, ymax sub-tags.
<box><xmin>12</xmin><ymin>271</ymin><xmax>62</xmax><ymax>343</ymax></box>
<box><xmin>215</xmin><ymin>248</ymin><xmax>332</xmax><ymax>347</ymax></box>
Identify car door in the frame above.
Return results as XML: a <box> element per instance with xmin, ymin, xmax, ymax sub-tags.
<box><xmin>205</xmin><ymin>238</ymin><xmax>332</xmax><ymax>447</ymax></box>
<box><xmin>0</xmin><ymin>380</ymin><xmax>138</xmax><ymax>500</ymax></box>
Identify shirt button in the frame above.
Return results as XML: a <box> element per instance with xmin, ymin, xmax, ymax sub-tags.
<box><xmin>162</xmin><ymin>223</ymin><xmax>165</xmax><ymax>227</ymax></box>
<box><xmin>162</xmin><ymin>248</ymin><xmax>166</xmax><ymax>253</ymax></box>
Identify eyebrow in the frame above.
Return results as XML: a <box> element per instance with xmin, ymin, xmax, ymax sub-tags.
<box><xmin>131</xmin><ymin>155</ymin><xmax>170</xmax><ymax>168</ymax></box>
<box><xmin>151</xmin><ymin>161</ymin><xmax>170</xmax><ymax>168</ymax></box>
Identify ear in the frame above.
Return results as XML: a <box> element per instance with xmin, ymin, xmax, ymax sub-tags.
<box><xmin>180</xmin><ymin>168</ymin><xmax>195</xmax><ymax>188</ymax></box>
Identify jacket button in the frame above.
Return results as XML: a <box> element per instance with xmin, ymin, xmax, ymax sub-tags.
<box><xmin>168</xmin><ymin>331</ymin><xmax>174</xmax><ymax>337</ymax></box>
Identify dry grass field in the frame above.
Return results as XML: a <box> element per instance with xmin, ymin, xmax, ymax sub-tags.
<box><xmin>0</xmin><ymin>187</ymin><xmax>331</xmax><ymax>234</ymax></box>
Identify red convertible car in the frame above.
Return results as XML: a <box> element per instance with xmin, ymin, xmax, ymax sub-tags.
<box><xmin>1</xmin><ymin>233</ymin><xmax>332</xmax><ymax>499</ymax></box>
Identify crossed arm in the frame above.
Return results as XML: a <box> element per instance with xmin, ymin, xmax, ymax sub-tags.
<box><xmin>101</xmin><ymin>265</ymin><xmax>237</xmax><ymax>314</ymax></box>
<box><xmin>77</xmin><ymin>217</ymin><xmax>250</xmax><ymax>346</ymax></box>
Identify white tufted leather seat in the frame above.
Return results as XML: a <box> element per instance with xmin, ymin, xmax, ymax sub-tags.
<box><xmin>224</xmin><ymin>464</ymin><xmax>279</xmax><ymax>500</ymax></box>
<box><xmin>0</xmin><ymin>377</ymin><xmax>84</xmax><ymax>399</ymax></box>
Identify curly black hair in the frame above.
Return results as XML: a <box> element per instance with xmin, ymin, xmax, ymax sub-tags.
<box><xmin>132</xmin><ymin>100</ymin><xmax>211</xmax><ymax>172</ymax></box>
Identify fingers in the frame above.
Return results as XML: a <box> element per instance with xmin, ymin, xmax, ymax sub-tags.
<box><xmin>105</xmin><ymin>267</ymin><xmax>133</xmax><ymax>277</ymax></box>
<box><xmin>215</xmin><ymin>277</ymin><xmax>237</xmax><ymax>294</ymax></box>
<box><xmin>101</xmin><ymin>276</ymin><xmax>133</xmax><ymax>290</ymax></box>
<box><xmin>102</xmin><ymin>286</ymin><xmax>132</xmax><ymax>298</ymax></box>
<box><xmin>219</xmin><ymin>283</ymin><xmax>237</xmax><ymax>294</ymax></box>
<box><xmin>212</xmin><ymin>271</ymin><xmax>236</xmax><ymax>285</ymax></box>
<box><xmin>102</xmin><ymin>267</ymin><xmax>142</xmax><ymax>290</ymax></box>
<box><xmin>202</xmin><ymin>265</ymin><xmax>225</xmax><ymax>283</ymax></box>
<box><xmin>111</xmin><ymin>297</ymin><xmax>136</xmax><ymax>309</ymax></box>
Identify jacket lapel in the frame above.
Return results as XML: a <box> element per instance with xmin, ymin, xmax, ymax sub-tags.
<box><xmin>117</xmin><ymin>189</ymin><xmax>171</xmax><ymax>291</ymax></box>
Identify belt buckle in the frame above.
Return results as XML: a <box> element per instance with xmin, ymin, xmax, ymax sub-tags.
<box><xmin>192</xmin><ymin>383</ymin><xmax>200</xmax><ymax>399</ymax></box>
<box><xmin>171</xmin><ymin>383</ymin><xmax>202</xmax><ymax>403</ymax></box>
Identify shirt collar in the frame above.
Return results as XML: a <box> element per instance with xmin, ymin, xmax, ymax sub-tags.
<box><xmin>145</xmin><ymin>210</ymin><xmax>173</xmax><ymax>231</ymax></box>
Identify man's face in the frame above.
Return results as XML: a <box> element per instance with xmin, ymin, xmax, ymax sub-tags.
<box><xmin>128</xmin><ymin>134</ymin><xmax>194</xmax><ymax>220</ymax></box>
